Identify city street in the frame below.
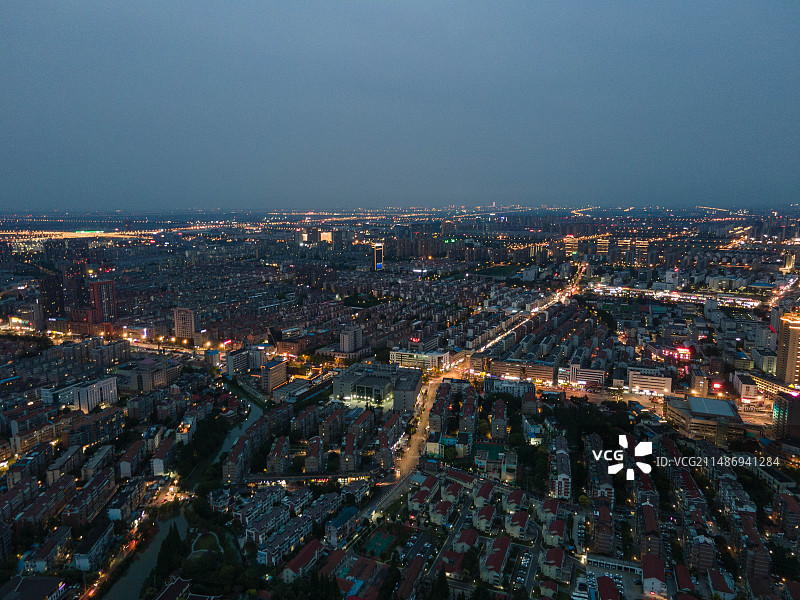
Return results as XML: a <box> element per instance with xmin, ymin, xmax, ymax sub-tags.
<box><xmin>396</xmin><ymin>364</ymin><xmax>468</xmax><ymax>477</ymax></box>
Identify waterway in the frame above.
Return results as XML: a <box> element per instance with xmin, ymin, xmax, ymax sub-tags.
<box><xmin>103</xmin><ymin>397</ymin><xmax>263</xmax><ymax>599</ymax></box>
<box><xmin>102</xmin><ymin>512</ymin><xmax>188</xmax><ymax>600</ymax></box>
<box><xmin>214</xmin><ymin>399</ymin><xmax>264</xmax><ymax>463</ymax></box>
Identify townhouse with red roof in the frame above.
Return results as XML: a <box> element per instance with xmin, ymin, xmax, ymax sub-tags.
<box><xmin>453</xmin><ymin>528</ymin><xmax>478</xmax><ymax>553</ymax></box>
<box><xmin>543</xmin><ymin>518</ymin><xmax>565</xmax><ymax>546</ymax></box>
<box><xmin>480</xmin><ymin>535</ymin><xmax>510</xmax><ymax>585</ymax></box>
<box><xmin>539</xmin><ymin>547</ymin><xmax>566</xmax><ymax>581</ymax></box>
<box><xmin>473</xmin><ymin>480</ymin><xmax>494</xmax><ymax>509</ymax></box>
<box><xmin>642</xmin><ymin>554</ymin><xmax>667</xmax><ymax>597</ymax></box>
<box><xmin>505</xmin><ymin>510</ymin><xmax>529</xmax><ymax>539</ymax></box>
<box><xmin>475</xmin><ymin>505</ymin><xmax>495</xmax><ymax>533</ymax></box>
<box><xmin>281</xmin><ymin>538</ymin><xmax>323</xmax><ymax>583</ymax></box>
<box><xmin>707</xmin><ymin>568</ymin><xmax>735</xmax><ymax>600</ymax></box>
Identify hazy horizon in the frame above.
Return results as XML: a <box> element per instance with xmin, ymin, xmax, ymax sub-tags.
<box><xmin>3</xmin><ymin>2</ymin><xmax>799</xmax><ymax>211</ymax></box>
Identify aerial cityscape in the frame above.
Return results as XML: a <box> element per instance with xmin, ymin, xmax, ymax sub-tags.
<box><xmin>0</xmin><ymin>206</ymin><xmax>798</xmax><ymax>600</ymax></box>
<box><xmin>2</xmin><ymin>3</ymin><xmax>800</xmax><ymax>600</ymax></box>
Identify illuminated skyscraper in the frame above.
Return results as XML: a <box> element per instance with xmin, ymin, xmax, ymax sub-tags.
<box><xmin>373</xmin><ymin>243</ymin><xmax>384</xmax><ymax>271</ymax></box>
<box><xmin>635</xmin><ymin>239</ymin><xmax>649</xmax><ymax>266</ymax></box>
<box><xmin>564</xmin><ymin>236</ymin><xmax>578</xmax><ymax>256</ymax></box>
<box><xmin>777</xmin><ymin>313</ymin><xmax>800</xmax><ymax>385</ymax></box>
<box><xmin>773</xmin><ymin>392</ymin><xmax>800</xmax><ymax>439</ymax></box>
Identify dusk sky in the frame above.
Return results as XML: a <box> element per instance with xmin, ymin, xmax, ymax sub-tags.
<box><xmin>2</xmin><ymin>2</ymin><xmax>799</xmax><ymax>212</ymax></box>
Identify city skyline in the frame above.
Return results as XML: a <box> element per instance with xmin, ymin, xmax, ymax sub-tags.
<box><xmin>0</xmin><ymin>209</ymin><xmax>798</xmax><ymax>599</ymax></box>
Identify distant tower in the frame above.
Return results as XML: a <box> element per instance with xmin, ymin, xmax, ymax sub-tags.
<box><xmin>89</xmin><ymin>280</ymin><xmax>117</xmax><ymax>323</ymax></box>
<box><xmin>173</xmin><ymin>307</ymin><xmax>196</xmax><ymax>342</ymax></box>
<box><xmin>777</xmin><ymin>312</ymin><xmax>800</xmax><ymax>385</ymax></box>
<box><xmin>564</xmin><ymin>236</ymin><xmax>578</xmax><ymax>256</ymax></box>
<box><xmin>373</xmin><ymin>243</ymin><xmax>384</xmax><ymax>271</ymax></box>
<box><xmin>597</xmin><ymin>237</ymin><xmax>610</xmax><ymax>258</ymax></box>
<box><xmin>633</xmin><ymin>239</ymin><xmax>648</xmax><ymax>266</ymax></box>
<box><xmin>38</xmin><ymin>270</ymin><xmax>65</xmax><ymax>319</ymax></box>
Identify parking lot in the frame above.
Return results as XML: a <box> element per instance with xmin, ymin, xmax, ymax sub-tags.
<box><xmin>510</xmin><ymin>545</ymin><xmax>536</xmax><ymax>592</ymax></box>
<box><xmin>583</xmin><ymin>564</ymin><xmax>643</xmax><ymax>599</ymax></box>
<box><xmin>396</xmin><ymin>531</ymin><xmax>437</xmax><ymax>568</ymax></box>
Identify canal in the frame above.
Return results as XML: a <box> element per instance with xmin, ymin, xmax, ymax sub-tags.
<box><xmin>102</xmin><ymin>396</ymin><xmax>262</xmax><ymax>599</ymax></box>
<box><xmin>102</xmin><ymin>511</ymin><xmax>188</xmax><ymax>600</ymax></box>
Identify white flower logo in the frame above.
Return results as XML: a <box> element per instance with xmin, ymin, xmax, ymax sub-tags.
<box><xmin>608</xmin><ymin>435</ymin><xmax>652</xmax><ymax>480</ymax></box>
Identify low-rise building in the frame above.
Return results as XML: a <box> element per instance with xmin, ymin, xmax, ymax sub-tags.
<box><xmin>281</xmin><ymin>539</ymin><xmax>324</xmax><ymax>583</ymax></box>
<box><xmin>480</xmin><ymin>535</ymin><xmax>510</xmax><ymax>585</ymax></box>
<box><xmin>539</xmin><ymin>547</ymin><xmax>565</xmax><ymax>581</ymax></box>
<box><xmin>641</xmin><ymin>554</ymin><xmax>667</xmax><ymax>597</ymax></box>
<box><xmin>74</xmin><ymin>519</ymin><xmax>114</xmax><ymax>571</ymax></box>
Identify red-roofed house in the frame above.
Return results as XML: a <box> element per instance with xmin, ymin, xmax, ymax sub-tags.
<box><xmin>674</xmin><ymin>564</ymin><xmax>694</xmax><ymax>593</ymax></box>
<box><xmin>442</xmin><ymin>482</ymin><xmax>463</xmax><ymax>504</ymax></box>
<box><xmin>476</xmin><ymin>505</ymin><xmax>495</xmax><ymax>533</ymax></box>
<box><xmin>319</xmin><ymin>548</ymin><xmax>346</xmax><ymax>579</ymax></box>
<box><xmin>786</xmin><ymin>581</ymin><xmax>800</xmax><ymax>600</ymax></box>
<box><xmin>439</xmin><ymin>550</ymin><xmax>465</xmax><ymax>580</ymax></box>
<box><xmin>540</xmin><ymin>580</ymin><xmax>558</xmax><ymax>599</ymax></box>
<box><xmin>642</xmin><ymin>554</ymin><xmax>666</xmax><ymax>597</ymax></box>
<box><xmin>539</xmin><ymin>547</ymin><xmax>565</xmax><ymax>581</ymax></box>
<box><xmin>707</xmin><ymin>568</ymin><xmax>735</xmax><ymax>600</ymax></box>
<box><xmin>596</xmin><ymin>575</ymin><xmax>620</xmax><ymax>600</ymax></box>
<box><xmin>639</xmin><ymin>503</ymin><xmax>659</xmax><ymax>557</ymax></box>
<box><xmin>539</xmin><ymin>498</ymin><xmax>559</xmax><ymax>523</ymax></box>
<box><xmin>397</xmin><ymin>555</ymin><xmax>425</xmax><ymax>600</ymax></box>
<box><xmin>453</xmin><ymin>528</ymin><xmax>478</xmax><ymax>553</ymax></box>
<box><xmin>446</xmin><ymin>468</ymin><xmax>476</xmax><ymax>490</ymax></box>
<box><xmin>473</xmin><ymin>481</ymin><xmax>494</xmax><ymax>508</ymax></box>
<box><xmin>420</xmin><ymin>475</ymin><xmax>439</xmax><ymax>493</ymax></box>
<box><xmin>594</xmin><ymin>506</ymin><xmax>613</xmax><ymax>555</ymax></box>
<box><xmin>505</xmin><ymin>510</ymin><xmax>529</xmax><ymax>538</ymax></box>
<box><xmin>408</xmin><ymin>489</ymin><xmax>430</xmax><ymax>513</ymax></box>
<box><xmin>503</xmin><ymin>488</ymin><xmax>525</xmax><ymax>512</ymax></box>
<box><xmin>480</xmin><ymin>535</ymin><xmax>510</xmax><ymax>585</ymax></box>
<box><xmin>282</xmin><ymin>538</ymin><xmax>323</xmax><ymax>583</ymax></box>
<box><xmin>430</xmin><ymin>500</ymin><xmax>453</xmax><ymax>526</ymax></box>
<box><xmin>544</xmin><ymin>518</ymin><xmax>565</xmax><ymax>546</ymax></box>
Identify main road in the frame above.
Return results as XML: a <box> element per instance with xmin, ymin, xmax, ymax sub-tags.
<box><xmin>396</xmin><ymin>364</ymin><xmax>468</xmax><ymax>477</ymax></box>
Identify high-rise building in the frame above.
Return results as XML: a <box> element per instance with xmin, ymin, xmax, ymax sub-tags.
<box><xmin>76</xmin><ymin>377</ymin><xmax>119</xmax><ymax>414</ymax></box>
<box><xmin>339</xmin><ymin>327</ymin><xmax>363</xmax><ymax>353</ymax></box>
<box><xmin>38</xmin><ymin>270</ymin><xmax>65</xmax><ymax>319</ymax></box>
<box><xmin>262</xmin><ymin>359</ymin><xmax>288</xmax><ymax>395</ymax></box>
<box><xmin>635</xmin><ymin>239</ymin><xmax>650</xmax><ymax>266</ymax></box>
<box><xmin>296</xmin><ymin>227</ymin><xmax>320</xmax><ymax>246</ymax></box>
<box><xmin>89</xmin><ymin>280</ymin><xmax>117</xmax><ymax>323</ymax></box>
<box><xmin>65</xmin><ymin>269</ymin><xmax>89</xmax><ymax>309</ymax></box>
<box><xmin>777</xmin><ymin>313</ymin><xmax>800</xmax><ymax>385</ymax></box>
<box><xmin>773</xmin><ymin>392</ymin><xmax>800</xmax><ymax>439</ymax></box>
<box><xmin>173</xmin><ymin>308</ymin><xmax>195</xmax><ymax>342</ymax></box>
<box><xmin>373</xmin><ymin>243</ymin><xmax>384</xmax><ymax>271</ymax></box>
